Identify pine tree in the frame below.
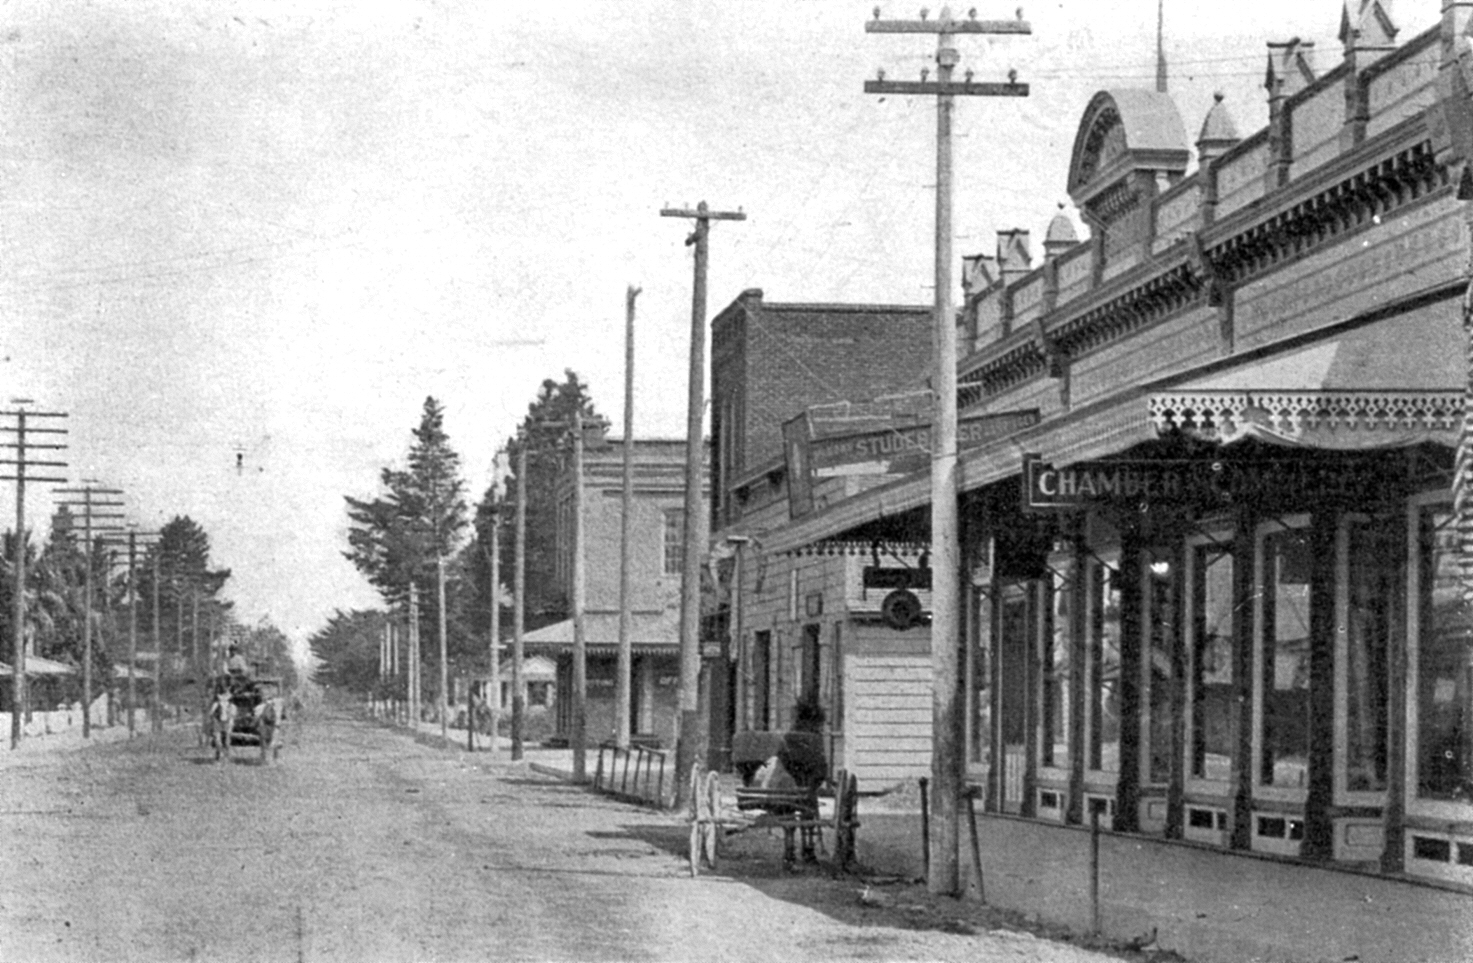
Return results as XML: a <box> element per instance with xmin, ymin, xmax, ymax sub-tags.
<box><xmin>483</xmin><ymin>370</ymin><xmax>599</xmax><ymax>632</ymax></box>
<box><xmin>344</xmin><ymin>396</ymin><xmax>469</xmax><ymax>608</ymax></box>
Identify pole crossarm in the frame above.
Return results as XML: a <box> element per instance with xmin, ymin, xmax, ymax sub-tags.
<box><xmin>659</xmin><ymin>207</ymin><xmax>747</xmax><ymax>221</ymax></box>
<box><xmin>864</xmin><ymin>80</ymin><xmax>1028</xmax><ymax>96</ymax></box>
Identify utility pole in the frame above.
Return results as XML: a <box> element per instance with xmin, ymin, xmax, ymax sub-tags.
<box><xmin>53</xmin><ymin>483</ymin><xmax>124</xmax><ymax>739</ymax></box>
<box><xmin>0</xmin><ymin>402</ymin><xmax>68</xmax><ymax>749</ymax></box>
<box><xmin>437</xmin><ymin>554</ymin><xmax>449</xmax><ymax>746</ymax></box>
<box><xmin>511</xmin><ymin>439</ymin><xmax>527</xmax><ymax>761</ymax></box>
<box><xmin>617</xmin><ymin>284</ymin><xmax>640</xmax><ymax>751</ymax></box>
<box><xmin>151</xmin><ymin>545</ymin><xmax>163</xmax><ymax>733</ymax></box>
<box><xmin>411</xmin><ymin>583</ymin><xmax>422</xmax><ymax>728</ymax></box>
<box><xmin>661</xmin><ymin>200</ymin><xmax>744</xmax><ymax>808</ymax></box>
<box><xmin>483</xmin><ymin>494</ymin><xmax>502</xmax><ymax>757</ymax></box>
<box><xmin>571</xmin><ymin>408</ymin><xmax>588</xmax><ymax>781</ymax></box>
<box><xmin>98</xmin><ymin>529</ymin><xmax>153</xmax><ymax>737</ymax></box>
<box><xmin>865</xmin><ymin>4</ymin><xmax>1029</xmax><ymax>896</ymax></box>
<box><xmin>102</xmin><ymin>529</ymin><xmax>158</xmax><ymax>738</ymax></box>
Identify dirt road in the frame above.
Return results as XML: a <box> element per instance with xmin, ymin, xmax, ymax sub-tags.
<box><xmin>0</xmin><ymin>705</ymin><xmax>1145</xmax><ymax>963</ymax></box>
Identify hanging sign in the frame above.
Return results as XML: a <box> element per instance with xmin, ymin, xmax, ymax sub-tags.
<box><xmin>785</xmin><ymin>408</ymin><xmax>1040</xmax><ymax>518</ymax></box>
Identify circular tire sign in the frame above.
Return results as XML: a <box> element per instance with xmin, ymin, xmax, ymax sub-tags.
<box><xmin>881</xmin><ymin>589</ymin><xmax>921</xmax><ymax>630</ymax></box>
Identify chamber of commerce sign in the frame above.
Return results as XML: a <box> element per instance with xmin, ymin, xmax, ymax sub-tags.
<box><xmin>1023</xmin><ymin>453</ymin><xmax>1395</xmax><ymax>511</ymax></box>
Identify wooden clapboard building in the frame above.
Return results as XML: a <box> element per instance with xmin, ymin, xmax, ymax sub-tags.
<box><xmin>751</xmin><ymin>1</ymin><xmax>1473</xmax><ymax>886</ymax></box>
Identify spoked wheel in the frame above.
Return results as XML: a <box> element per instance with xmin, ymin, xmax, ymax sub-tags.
<box><xmin>835</xmin><ymin>771</ymin><xmax>859</xmax><ymax>873</ymax></box>
<box><xmin>688</xmin><ymin>767</ymin><xmax>703</xmax><ymax>878</ymax></box>
<box><xmin>702</xmin><ymin>770</ymin><xmax>721</xmax><ymax>870</ymax></box>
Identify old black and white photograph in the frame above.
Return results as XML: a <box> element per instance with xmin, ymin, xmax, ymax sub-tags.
<box><xmin>2</xmin><ymin>1</ymin><xmax>1472</xmax><ymax>960</ymax></box>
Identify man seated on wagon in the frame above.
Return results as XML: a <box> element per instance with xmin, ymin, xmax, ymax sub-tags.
<box><xmin>224</xmin><ymin>644</ymin><xmax>252</xmax><ymax>693</ymax></box>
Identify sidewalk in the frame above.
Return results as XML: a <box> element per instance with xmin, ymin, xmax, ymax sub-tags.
<box><xmin>492</xmin><ymin>736</ymin><xmax>1473</xmax><ymax>963</ymax></box>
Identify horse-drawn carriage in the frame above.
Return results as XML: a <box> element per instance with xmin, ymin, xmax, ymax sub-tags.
<box><xmin>204</xmin><ymin>674</ymin><xmax>286</xmax><ymax>763</ymax></box>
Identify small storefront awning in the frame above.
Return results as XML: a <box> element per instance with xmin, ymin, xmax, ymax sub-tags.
<box><xmin>0</xmin><ymin>656</ymin><xmax>76</xmax><ymax>677</ymax></box>
<box><xmin>522</xmin><ymin>610</ymin><xmax>681</xmax><ymax>652</ymax></box>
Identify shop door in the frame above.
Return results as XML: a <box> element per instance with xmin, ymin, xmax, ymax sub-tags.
<box><xmin>998</xmin><ymin>583</ymin><xmax>1032</xmax><ymax>813</ymax></box>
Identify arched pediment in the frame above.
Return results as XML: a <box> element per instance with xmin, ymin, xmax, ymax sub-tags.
<box><xmin>1067</xmin><ymin>90</ymin><xmax>1191</xmax><ymax>215</ymax></box>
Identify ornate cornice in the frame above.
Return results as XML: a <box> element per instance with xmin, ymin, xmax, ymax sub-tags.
<box><xmin>1149</xmin><ymin>389</ymin><xmax>1462</xmax><ymax>438</ymax></box>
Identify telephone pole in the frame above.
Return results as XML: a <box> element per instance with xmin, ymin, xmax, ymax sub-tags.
<box><xmin>482</xmin><ymin>490</ymin><xmax>503</xmax><ymax>757</ymax></box>
<box><xmin>511</xmin><ymin>439</ymin><xmax>527</xmax><ymax>761</ymax></box>
<box><xmin>53</xmin><ymin>483</ymin><xmax>124</xmax><ymax>739</ymax></box>
<box><xmin>100</xmin><ymin>528</ymin><xmax>159</xmax><ymax>738</ymax></box>
<box><xmin>865</xmin><ymin>4</ymin><xmax>1030</xmax><ymax>896</ymax></box>
<box><xmin>437</xmin><ymin>554</ymin><xmax>449</xmax><ymax>746</ymax></box>
<box><xmin>616</xmin><ymin>284</ymin><xmax>640</xmax><ymax>750</ymax></box>
<box><xmin>570</xmin><ymin>409</ymin><xmax>589</xmax><ymax>780</ymax></box>
<box><xmin>0</xmin><ymin>402</ymin><xmax>68</xmax><ymax>749</ymax></box>
<box><xmin>661</xmin><ymin>200</ymin><xmax>744</xmax><ymax>808</ymax></box>
<box><xmin>151</xmin><ymin>545</ymin><xmax>163</xmax><ymax>732</ymax></box>
<box><xmin>409</xmin><ymin>583</ymin><xmax>421</xmax><ymax>728</ymax></box>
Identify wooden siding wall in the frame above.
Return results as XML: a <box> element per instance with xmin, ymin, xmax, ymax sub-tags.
<box><xmin>847</xmin><ymin>653</ymin><xmax>933</xmax><ymax>788</ymax></box>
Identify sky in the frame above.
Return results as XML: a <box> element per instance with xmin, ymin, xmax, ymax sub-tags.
<box><xmin>0</xmin><ymin>0</ymin><xmax>1446</xmax><ymax>646</ymax></box>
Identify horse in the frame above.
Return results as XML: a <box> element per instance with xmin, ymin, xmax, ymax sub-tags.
<box><xmin>253</xmin><ymin>697</ymin><xmax>285</xmax><ymax>764</ymax></box>
<box><xmin>208</xmin><ymin>689</ymin><xmax>237</xmax><ymax>761</ymax></box>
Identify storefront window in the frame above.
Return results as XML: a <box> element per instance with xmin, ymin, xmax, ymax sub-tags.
<box><xmin>1191</xmin><ymin>540</ymin><xmax>1235</xmax><ymax>783</ymax></box>
<box><xmin>1259</xmin><ymin>525</ymin><xmax>1311</xmax><ymax>789</ymax></box>
<box><xmin>1344</xmin><ymin>516</ymin><xmax>1392</xmax><ymax>794</ymax></box>
<box><xmin>1144</xmin><ymin>548</ymin><xmax>1177</xmax><ymax>785</ymax></box>
<box><xmin>1043</xmin><ymin>562</ymin><xmax>1072</xmax><ymax>770</ymax></box>
<box><xmin>1087</xmin><ymin>553</ymin><xmax>1121</xmax><ymax>774</ymax></box>
<box><xmin>1416</xmin><ymin>505</ymin><xmax>1473</xmax><ymax>802</ymax></box>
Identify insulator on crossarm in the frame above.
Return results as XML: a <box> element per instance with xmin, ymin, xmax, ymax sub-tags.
<box><xmin>921</xmin><ymin>67</ymin><xmax>930</xmax><ymax>81</ymax></box>
<box><xmin>877</xmin><ymin>67</ymin><xmax>886</xmax><ymax>81</ymax></box>
<box><xmin>965</xmin><ymin>68</ymin><xmax>974</xmax><ymax>82</ymax></box>
<box><xmin>920</xmin><ymin>7</ymin><xmax>929</xmax><ymax>20</ymax></box>
<box><xmin>873</xmin><ymin>6</ymin><xmax>882</xmax><ymax>19</ymax></box>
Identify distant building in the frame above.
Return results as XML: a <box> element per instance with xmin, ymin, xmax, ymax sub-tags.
<box><xmin>523</xmin><ymin>435</ymin><xmax>705</xmax><ymax>749</ymax></box>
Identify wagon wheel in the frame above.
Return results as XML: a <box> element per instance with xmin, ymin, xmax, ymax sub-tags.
<box><xmin>702</xmin><ymin>770</ymin><xmax>721</xmax><ymax>870</ymax></box>
<box><xmin>688</xmin><ymin>767</ymin><xmax>703</xmax><ymax>878</ymax></box>
<box><xmin>835</xmin><ymin>771</ymin><xmax>858</xmax><ymax>873</ymax></box>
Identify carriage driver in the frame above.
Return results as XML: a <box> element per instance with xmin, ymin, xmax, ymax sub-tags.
<box><xmin>225</xmin><ymin>644</ymin><xmax>251</xmax><ymax>681</ymax></box>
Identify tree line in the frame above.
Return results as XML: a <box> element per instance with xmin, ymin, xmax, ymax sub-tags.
<box><xmin>4</xmin><ymin>510</ymin><xmax>298</xmax><ymax>709</ymax></box>
<box><xmin>320</xmin><ymin>371</ymin><xmax>598</xmax><ymax>700</ymax></box>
